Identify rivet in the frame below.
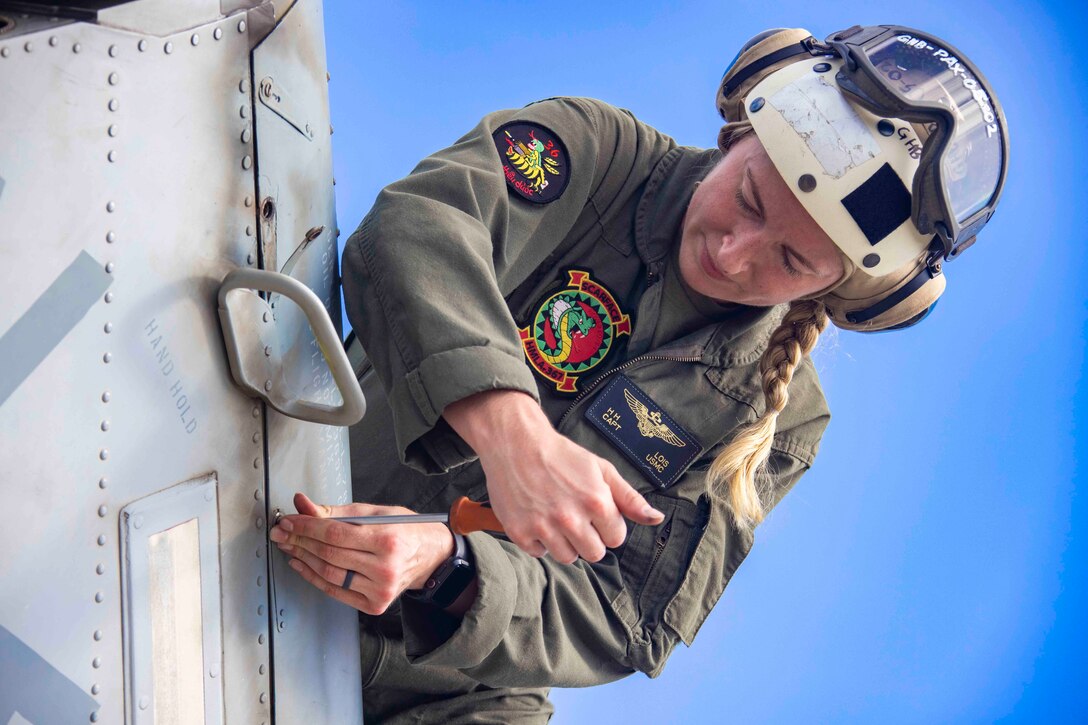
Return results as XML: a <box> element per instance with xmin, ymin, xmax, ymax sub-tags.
<box><xmin>253</xmin><ymin>457</ymin><xmax>260</xmax><ymax>469</ymax></box>
<box><xmin>73</xmin><ymin>43</ymin><xmax>81</xmax><ymax>54</ymax></box>
<box><xmin>210</xmin><ymin>663</ymin><xmax>221</xmax><ymax>678</ymax></box>
<box><xmin>91</xmin><ymin>684</ymin><xmax>100</xmax><ymax>695</ymax></box>
<box><xmin>105</xmin><ymin>229</ymin><xmax>117</xmax><ymax>244</ymax></box>
<box><xmin>24</xmin><ymin>41</ymin><xmax>32</xmax><ymax>53</ymax></box>
<box><xmin>241</xmin><ymin>128</ymin><xmax>251</xmax><ymax>143</ymax></box>
<box><xmin>98</xmin><ymin>505</ymin><xmax>107</xmax><ymax>517</ymax></box>
<box><xmin>238</xmin><ymin>19</ymin><xmax>247</xmax><ymax>32</ymax></box>
<box><xmin>191</xmin><ymin>33</ymin><xmax>199</xmax><ymax>46</ymax></box>
<box><xmin>256</xmin><ymin>547</ymin><xmax>263</xmax><ymax>558</ymax></box>
<box><xmin>798</xmin><ymin>174</ymin><xmax>817</xmax><ymax>193</ymax></box>
<box><xmin>107</xmin><ymin>150</ymin><xmax>116</xmax><ymax>163</ymax></box>
<box><xmin>106</xmin><ymin>201</ymin><xmax>116</xmax><ymax>212</ymax></box>
<box><xmin>327</xmin><ymin>71</ymin><xmax>331</xmax><ymax>82</ymax></box>
<box><xmin>277</xmin><ymin>621</ymin><xmax>285</xmax><ymax>632</ymax></box>
<box><xmin>877</xmin><ymin>119</ymin><xmax>895</xmax><ymax>137</ymax></box>
<box><xmin>240</xmin><ymin>105</ymin><xmax>248</xmax><ymax>119</ymax></box>
<box><xmin>246</xmin><ymin>253</ymin><xmax>254</xmax><ymax>264</ymax></box>
<box><xmin>104</xmin><ymin>292</ymin><xmax>114</xmax><ymax>303</ymax></box>
<box><xmin>101</xmin><ymin>418</ymin><xmax>110</xmax><ymax>429</ymax></box>
<box><xmin>105</xmin><ymin>261</ymin><xmax>115</xmax><ymax>273</ymax></box>
<box><xmin>0</xmin><ymin>48</ymin><xmax>8</xmax><ymax>58</ymax></box>
<box><xmin>257</xmin><ymin>575</ymin><xmax>264</xmax><ymax>587</ymax></box>
<box><xmin>239</xmin><ymin>78</ymin><xmax>247</xmax><ymax>93</ymax></box>
<box><xmin>258</xmin><ymin>604</ymin><xmax>265</xmax><ymax>615</ymax></box>
<box><xmin>94</xmin><ymin>593</ymin><xmax>103</xmax><ymax>604</ymax></box>
<box><xmin>214</xmin><ymin>28</ymin><xmax>223</xmax><ymax>41</ymax></box>
<box><xmin>330</xmin><ymin>124</ymin><xmax>334</xmax><ymax>135</ymax></box>
<box><xmin>862</xmin><ymin>253</ymin><xmax>880</xmax><ymax>268</ymax></box>
<box><xmin>93</xmin><ymin>630</ymin><xmax>103</xmax><ymax>640</ymax></box>
<box><xmin>133</xmin><ymin>515</ymin><xmax>144</xmax><ymax>529</ymax></box>
<box><xmin>138</xmin><ymin>696</ymin><xmax>149</xmax><ymax>710</ymax></box>
<box><xmin>49</xmin><ymin>36</ymin><xmax>59</xmax><ymax>47</ymax></box>
<box><xmin>749</xmin><ymin>97</ymin><xmax>765</xmax><ymax>113</ymax></box>
<box><xmin>305</xmin><ymin>123</ymin><xmax>312</xmax><ymax>136</ymax></box>
<box><xmin>253</xmin><ymin>432</ymin><xmax>260</xmax><ymax>443</ymax></box>
<box><xmin>97</xmin><ymin>534</ymin><xmax>107</xmax><ymax>545</ymax></box>
<box><xmin>164</xmin><ymin>41</ymin><xmax>173</xmax><ymax>54</ymax></box>
<box><xmin>262</xmin><ymin>312</ymin><xmax>270</xmax><ymax>323</ymax></box>
<box><xmin>101</xmin><ymin>391</ymin><xmax>111</xmax><ymax>403</ymax></box>
<box><xmin>99</xmin><ymin>477</ymin><xmax>108</xmax><ymax>488</ymax></box>
<box><xmin>99</xmin><ymin>448</ymin><xmax>109</xmax><ymax>460</ymax></box>
<box><xmin>259</xmin><ymin>692</ymin><xmax>268</xmax><ymax>704</ymax></box>
<box><xmin>244</xmin><ymin>196</ymin><xmax>254</xmax><ymax>207</ymax></box>
<box><xmin>279</xmin><ymin>609</ymin><xmax>285</xmax><ymax>617</ymax></box>
<box><xmin>108</xmin><ymin>99</ymin><xmax>119</xmax><ymax>112</ymax></box>
<box><xmin>813</xmin><ymin>62</ymin><xmax>832</xmax><ymax>73</ymax></box>
<box><xmin>138</xmin><ymin>39</ymin><xmax>148</xmax><ymax>52</ymax></box>
<box><xmin>96</xmin><ymin>564</ymin><xmax>105</xmax><ymax>575</ymax></box>
<box><xmin>252</xmin><ymin>405</ymin><xmax>260</xmax><ymax>417</ymax></box>
<box><xmin>103</xmin><ymin>352</ymin><xmax>112</xmax><ymax>363</ymax></box>
<box><xmin>91</xmin><ymin>712</ymin><xmax>99</xmax><ymax>722</ymax></box>
<box><xmin>254</xmin><ymin>489</ymin><xmax>261</xmax><ymax>500</ymax></box>
<box><xmin>264</xmin><ymin>379</ymin><xmax>272</xmax><ymax>392</ymax></box>
<box><xmin>108</xmin><ymin>72</ymin><xmax>118</xmax><ymax>85</ymax></box>
<box><xmin>108</xmin><ymin>44</ymin><xmax>117</xmax><ymax>58</ymax></box>
<box><xmin>259</xmin><ymin>664</ymin><xmax>266</xmax><ymax>675</ymax></box>
<box><xmin>263</xmin><ymin>345</ymin><xmax>271</xmax><ymax>357</ymax></box>
<box><xmin>242</xmin><ymin>155</ymin><xmax>252</xmax><ymax>170</ymax></box>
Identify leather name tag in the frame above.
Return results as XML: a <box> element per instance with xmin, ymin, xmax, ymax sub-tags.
<box><xmin>585</xmin><ymin>375</ymin><xmax>703</xmax><ymax>488</ymax></box>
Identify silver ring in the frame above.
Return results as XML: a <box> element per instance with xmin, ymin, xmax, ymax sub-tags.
<box><xmin>341</xmin><ymin>569</ymin><xmax>356</xmax><ymax>590</ymax></box>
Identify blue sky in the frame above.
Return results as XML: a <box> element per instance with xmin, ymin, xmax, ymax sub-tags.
<box><xmin>324</xmin><ymin>1</ymin><xmax>1086</xmax><ymax>721</ymax></box>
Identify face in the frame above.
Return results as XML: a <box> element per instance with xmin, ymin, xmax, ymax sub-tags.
<box><xmin>678</xmin><ymin>134</ymin><xmax>845</xmax><ymax>306</ymax></box>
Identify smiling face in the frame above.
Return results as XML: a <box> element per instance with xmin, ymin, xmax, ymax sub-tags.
<box><xmin>678</xmin><ymin>134</ymin><xmax>846</xmax><ymax>306</ymax></box>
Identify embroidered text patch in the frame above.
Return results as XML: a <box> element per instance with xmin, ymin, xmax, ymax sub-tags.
<box><xmin>585</xmin><ymin>375</ymin><xmax>703</xmax><ymax>488</ymax></box>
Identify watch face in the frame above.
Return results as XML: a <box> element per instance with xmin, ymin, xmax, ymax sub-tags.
<box><xmin>432</xmin><ymin>560</ymin><xmax>475</xmax><ymax>608</ymax></box>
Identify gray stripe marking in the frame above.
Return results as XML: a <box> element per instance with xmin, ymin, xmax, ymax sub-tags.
<box><xmin>0</xmin><ymin>624</ymin><xmax>99</xmax><ymax>722</ymax></box>
<box><xmin>0</xmin><ymin>251</ymin><xmax>112</xmax><ymax>407</ymax></box>
<box><xmin>0</xmin><ymin>175</ymin><xmax>5</xmax><ymax>202</ymax></box>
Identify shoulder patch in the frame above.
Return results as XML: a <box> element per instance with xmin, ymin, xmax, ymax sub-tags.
<box><xmin>586</xmin><ymin>375</ymin><xmax>703</xmax><ymax>488</ymax></box>
<box><xmin>493</xmin><ymin>121</ymin><xmax>570</xmax><ymax>204</ymax></box>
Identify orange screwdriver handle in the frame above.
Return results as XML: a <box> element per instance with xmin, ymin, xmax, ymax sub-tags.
<box><xmin>448</xmin><ymin>497</ymin><xmax>505</xmax><ymax>535</ymax></box>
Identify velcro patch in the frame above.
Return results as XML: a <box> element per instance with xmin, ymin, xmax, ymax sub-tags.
<box><xmin>841</xmin><ymin>162</ymin><xmax>912</xmax><ymax>245</ymax></box>
<box><xmin>585</xmin><ymin>375</ymin><xmax>703</xmax><ymax>489</ymax></box>
<box><xmin>493</xmin><ymin>121</ymin><xmax>569</xmax><ymax>204</ymax></box>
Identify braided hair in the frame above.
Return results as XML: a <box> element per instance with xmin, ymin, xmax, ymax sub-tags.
<box><xmin>706</xmin><ymin>299</ymin><xmax>829</xmax><ymax>530</ymax></box>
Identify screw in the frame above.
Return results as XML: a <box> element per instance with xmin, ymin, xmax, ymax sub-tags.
<box><xmin>749</xmin><ymin>97</ymin><xmax>765</xmax><ymax>113</ymax></box>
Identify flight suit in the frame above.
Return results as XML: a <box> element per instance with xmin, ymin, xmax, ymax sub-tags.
<box><xmin>341</xmin><ymin>97</ymin><xmax>830</xmax><ymax>723</ymax></box>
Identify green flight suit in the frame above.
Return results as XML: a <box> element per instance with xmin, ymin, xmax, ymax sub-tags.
<box><xmin>341</xmin><ymin>96</ymin><xmax>830</xmax><ymax>723</ymax></box>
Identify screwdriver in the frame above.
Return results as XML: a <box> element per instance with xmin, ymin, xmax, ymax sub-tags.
<box><xmin>274</xmin><ymin>496</ymin><xmax>505</xmax><ymax>535</ymax></box>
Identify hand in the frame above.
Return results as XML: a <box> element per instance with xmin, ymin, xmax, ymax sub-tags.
<box><xmin>444</xmin><ymin>391</ymin><xmax>664</xmax><ymax>564</ymax></box>
<box><xmin>270</xmin><ymin>492</ymin><xmax>455</xmax><ymax>615</ymax></box>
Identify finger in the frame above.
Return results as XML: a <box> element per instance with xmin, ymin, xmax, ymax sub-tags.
<box><xmin>292</xmin><ymin>493</ymin><xmax>397</xmax><ymax>520</ymax></box>
<box><xmin>602</xmin><ymin>463</ymin><xmax>664</xmax><ymax>525</ymax></box>
<box><xmin>522</xmin><ymin>540</ymin><xmax>548</xmax><ymax>558</ymax></box>
<box><xmin>286</xmin><ymin>556</ymin><xmax>377</xmax><ymax>613</ymax></box>
<box><xmin>538</xmin><ymin>532</ymin><xmax>579</xmax><ymax>566</ymax></box>
<box><xmin>569</xmin><ymin>521</ymin><xmax>609</xmax><ymax>563</ymax></box>
<box><xmin>277</xmin><ymin>530</ymin><xmax>381</xmax><ymax>576</ymax></box>
<box><xmin>273</xmin><ymin>514</ymin><xmax>386</xmax><ymax>553</ymax></box>
<box><xmin>286</xmin><ymin>542</ymin><xmax>368</xmax><ymax>593</ymax></box>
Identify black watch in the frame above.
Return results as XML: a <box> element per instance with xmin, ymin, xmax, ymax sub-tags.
<box><xmin>404</xmin><ymin>531</ymin><xmax>475</xmax><ymax>608</ymax></box>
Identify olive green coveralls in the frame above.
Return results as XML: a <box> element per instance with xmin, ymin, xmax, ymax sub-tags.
<box><xmin>342</xmin><ymin>97</ymin><xmax>830</xmax><ymax>723</ymax></box>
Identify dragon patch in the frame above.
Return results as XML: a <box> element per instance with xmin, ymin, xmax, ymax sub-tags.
<box><xmin>519</xmin><ymin>270</ymin><xmax>631</xmax><ymax>393</ymax></box>
<box><xmin>493</xmin><ymin>121</ymin><xmax>569</xmax><ymax>204</ymax></box>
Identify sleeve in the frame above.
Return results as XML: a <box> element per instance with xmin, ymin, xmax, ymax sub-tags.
<box><xmin>396</xmin><ymin>375</ymin><xmax>831</xmax><ymax>688</ymax></box>
<box><xmin>341</xmin><ymin>97</ymin><xmax>650</xmax><ymax>474</ymax></box>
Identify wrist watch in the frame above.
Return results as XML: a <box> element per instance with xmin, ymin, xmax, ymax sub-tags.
<box><xmin>404</xmin><ymin>531</ymin><xmax>475</xmax><ymax>608</ymax></box>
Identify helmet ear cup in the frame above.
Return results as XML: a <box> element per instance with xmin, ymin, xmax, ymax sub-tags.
<box><xmin>717</xmin><ymin>28</ymin><xmax>816</xmax><ymax>122</ymax></box>
<box><xmin>821</xmin><ymin>261</ymin><xmax>946</xmax><ymax>332</ymax></box>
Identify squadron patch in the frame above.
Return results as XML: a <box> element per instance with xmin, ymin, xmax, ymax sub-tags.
<box><xmin>585</xmin><ymin>375</ymin><xmax>703</xmax><ymax>489</ymax></box>
<box><xmin>493</xmin><ymin>121</ymin><xmax>569</xmax><ymax>204</ymax></box>
<box><xmin>519</xmin><ymin>270</ymin><xmax>631</xmax><ymax>393</ymax></box>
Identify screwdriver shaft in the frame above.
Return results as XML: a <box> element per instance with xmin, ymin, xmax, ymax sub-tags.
<box><xmin>332</xmin><ymin>513</ymin><xmax>451</xmax><ymax>526</ymax></box>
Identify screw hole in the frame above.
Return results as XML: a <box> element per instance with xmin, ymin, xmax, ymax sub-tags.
<box><xmin>261</xmin><ymin>198</ymin><xmax>275</xmax><ymax>221</ymax></box>
<box><xmin>0</xmin><ymin>15</ymin><xmax>12</xmax><ymax>34</ymax></box>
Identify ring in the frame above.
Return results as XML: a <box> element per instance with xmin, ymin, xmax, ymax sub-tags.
<box><xmin>341</xmin><ymin>569</ymin><xmax>356</xmax><ymax>590</ymax></box>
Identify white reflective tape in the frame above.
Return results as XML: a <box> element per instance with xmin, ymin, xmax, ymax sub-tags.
<box><xmin>769</xmin><ymin>75</ymin><xmax>879</xmax><ymax>179</ymax></box>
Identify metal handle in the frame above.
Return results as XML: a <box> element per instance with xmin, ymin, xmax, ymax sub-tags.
<box><xmin>218</xmin><ymin>268</ymin><xmax>366</xmax><ymax>426</ymax></box>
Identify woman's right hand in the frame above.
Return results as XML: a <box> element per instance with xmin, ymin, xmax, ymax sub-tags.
<box><xmin>444</xmin><ymin>390</ymin><xmax>664</xmax><ymax>564</ymax></box>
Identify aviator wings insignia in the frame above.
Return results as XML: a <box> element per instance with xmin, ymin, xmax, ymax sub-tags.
<box><xmin>624</xmin><ymin>388</ymin><xmax>687</xmax><ymax>448</ymax></box>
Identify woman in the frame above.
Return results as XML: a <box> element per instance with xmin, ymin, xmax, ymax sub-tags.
<box><xmin>269</xmin><ymin>25</ymin><xmax>1008</xmax><ymax>722</ymax></box>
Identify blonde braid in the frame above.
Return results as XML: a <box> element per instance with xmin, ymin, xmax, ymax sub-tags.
<box><xmin>707</xmin><ymin>300</ymin><xmax>829</xmax><ymax>530</ymax></box>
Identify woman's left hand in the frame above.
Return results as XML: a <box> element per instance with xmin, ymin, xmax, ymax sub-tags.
<box><xmin>269</xmin><ymin>492</ymin><xmax>455</xmax><ymax>615</ymax></box>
